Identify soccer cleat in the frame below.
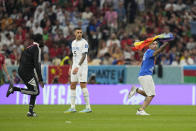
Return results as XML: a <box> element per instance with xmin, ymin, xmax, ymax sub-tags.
<box><xmin>6</xmin><ymin>83</ymin><xmax>14</xmax><ymax>97</ymax></box>
<box><xmin>79</xmin><ymin>108</ymin><xmax>92</xmax><ymax>113</ymax></box>
<box><xmin>128</xmin><ymin>85</ymin><xmax>137</xmax><ymax>99</ymax></box>
<box><xmin>136</xmin><ymin>110</ymin><xmax>150</xmax><ymax>116</ymax></box>
<box><xmin>27</xmin><ymin>112</ymin><xmax>37</xmax><ymax>117</ymax></box>
<box><xmin>64</xmin><ymin>108</ymin><xmax>77</xmax><ymax>113</ymax></box>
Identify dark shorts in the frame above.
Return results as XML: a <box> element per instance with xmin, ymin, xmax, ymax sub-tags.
<box><xmin>18</xmin><ymin>68</ymin><xmax>40</xmax><ymax>96</ymax></box>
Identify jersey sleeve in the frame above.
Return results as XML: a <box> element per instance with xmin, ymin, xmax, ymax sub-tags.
<box><xmin>82</xmin><ymin>40</ymin><xmax>88</xmax><ymax>53</ymax></box>
<box><xmin>147</xmin><ymin>50</ymin><xmax>155</xmax><ymax>58</ymax></box>
<box><xmin>33</xmin><ymin>45</ymin><xmax>43</xmax><ymax>82</ymax></box>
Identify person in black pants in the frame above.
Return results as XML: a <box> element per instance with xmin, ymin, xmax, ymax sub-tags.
<box><xmin>6</xmin><ymin>34</ymin><xmax>44</xmax><ymax>117</ymax></box>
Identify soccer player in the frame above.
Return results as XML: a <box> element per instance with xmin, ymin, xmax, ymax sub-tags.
<box><xmin>0</xmin><ymin>48</ymin><xmax>10</xmax><ymax>84</ymax></box>
<box><xmin>128</xmin><ymin>40</ymin><xmax>169</xmax><ymax>115</ymax></box>
<box><xmin>65</xmin><ymin>28</ymin><xmax>92</xmax><ymax>113</ymax></box>
<box><xmin>6</xmin><ymin>34</ymin><xmax>44</xmax><ymax>117</ymax></box>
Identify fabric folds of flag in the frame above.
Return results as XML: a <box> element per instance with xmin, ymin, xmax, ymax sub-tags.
<box><xmin>131</xmin><ymin>33</ymin><xmax>174</xmax><ymax>51</ymax></box>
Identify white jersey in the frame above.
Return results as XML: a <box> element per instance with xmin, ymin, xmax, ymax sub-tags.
<box><xmin>71</xmin><ymin>38</ymin><xmax>88</xmax><ymax>66</ymax></box>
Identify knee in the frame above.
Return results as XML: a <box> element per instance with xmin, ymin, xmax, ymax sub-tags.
<box><xmin>71</xmin><ymin>83</ymin><xmax>77</xmax><ymax>89</ymax></box>
<box><xmin>80</xmin><ymin>82</ymin><xmax>87</xmax><ymax>88</ymax></box>
<box><xmin>33</xmin><ymin>90</ymin><xmax>39</xmax><ymax>96</ymax></box>
<box><xmin>148</xmin><ymin>95</ymin><xmax>155</xmax><ymax>99</ymax></box>
<box><xmin>33</xmin><ymin>86</ymin><xmax>40</xmax><ymax>96</ymax></box>
<box><xmin>36</xmin><ymin>90</ymin><xmax>40</xmax><ymax>96</ymax></box>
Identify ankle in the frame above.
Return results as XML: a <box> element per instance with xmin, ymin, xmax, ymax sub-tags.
<box><xmin>29</xmin><ymin>105</ymin><xmax>34</xmax><ymax>113</ymax></box>
<box><xmin>138</xmin><ymin>108</ymin><xmax>144</xmax><ymax>111</ymax></box>
<box><xmin>86</xmin><ymin>105</ymin><xmax>91</xmax><ymax>109</ymax></box>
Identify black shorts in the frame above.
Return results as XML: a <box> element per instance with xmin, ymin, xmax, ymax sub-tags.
<box><xmin>18</xmin><ymin>69</ymin><xmax>40</xmax><ymax>96</ymax></box>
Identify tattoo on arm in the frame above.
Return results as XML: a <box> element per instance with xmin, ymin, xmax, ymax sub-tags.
<box><xmin>78</xmin><ymin>52</ymin><xmax>87</xmax><ymax>66</ymax></box>
<box><xmin>153</xmin><ymin>42</ymin><xmax>169</xmax><ymax>56</ymax></box>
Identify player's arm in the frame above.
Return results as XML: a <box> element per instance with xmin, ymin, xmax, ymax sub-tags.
<box><xmin>153</xmin><ymin>42</ymin><xmax>169</xmax><ymax>57</ymax></box>
<box><xmin>78</xmin><ymin>52</ymin><xmax>87</xmax><ymax>67</ymax></box>
<box><xmin>33</xmin><ymin>46</ymin><xmax>43</xmax><ymax>83</ymax></box>
<box><xmin>72</xmin><ymin>52</ymin><xmax>87</xmax><ymax>75</ymax></box>
<box><xmin>77</xmin><ymin>41</ymin><xmax>88</xmax><ymax>67</ymax></box>
<box><xmin>2</xmin><ymin>63</ymin><xmax>10</xmax><ymax>81</ymax></box>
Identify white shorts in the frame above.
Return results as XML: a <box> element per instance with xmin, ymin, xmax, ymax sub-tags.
<box><xmin>71</xmin><ymin>65</ymin><xmax>88</xmax><ymax>83</ymax></box>
<box><xmin>138</xmin><ymin>75</ymin><xmax>156</xmax><ymax>96</ymax></box>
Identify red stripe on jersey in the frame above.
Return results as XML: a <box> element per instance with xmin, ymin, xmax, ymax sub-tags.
<box><xmin>26</xmin><ymin>42</ymin><xmax>39</xmax><ymax>49</ymax></box>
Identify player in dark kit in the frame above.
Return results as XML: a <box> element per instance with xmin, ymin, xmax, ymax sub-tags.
<box><xmin>6</xmin><ymin>34</ymin><xmax>44</xmax><ymax>117</ymax></box>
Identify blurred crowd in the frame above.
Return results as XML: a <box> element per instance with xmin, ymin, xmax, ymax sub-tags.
<box><xmin>0</xmin><ymin>0</ymin><xmax>196</xmax><ymax>67</ymax></box>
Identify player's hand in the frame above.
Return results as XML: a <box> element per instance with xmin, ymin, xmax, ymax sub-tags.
<box><xmin>72</xmin><ymin>67</ymin><xmax>79</xmax><ymax>74</ymax></box>
<box><xmin>40</xmin><ymin>81</ymin><xmax>44</xmax><ymax>88</ymax></box>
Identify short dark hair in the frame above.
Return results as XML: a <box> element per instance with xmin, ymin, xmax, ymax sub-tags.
<box><xmin>154</xmin><ymin>40</ymin><xmax>163</xmax><ymax>45</ymax></box>
<box><xmin>74</xmin><ymin>27</ymin><xmax>82</xmax><ymax>31</ymax></box>
<box><xmin>32</xmin><ymin>34</ymin><xmax>43</xmax><ymax>43</ymax></box>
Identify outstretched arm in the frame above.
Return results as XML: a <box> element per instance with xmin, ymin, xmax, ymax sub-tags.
<box><xmin>153</xmin><ymin>42</ymin><xmax>169</xmax><ymax>57</ymax></box>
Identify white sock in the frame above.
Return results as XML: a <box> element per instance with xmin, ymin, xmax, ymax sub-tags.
<box><xmin>70</xmin><ymin>89</ymin><xmax>76</xmax><ymax>109</ymax></box>
<box><xmin>82</xmin><ymin>88</ymin><xmax>91</xmax><ymax>109</ymax></box>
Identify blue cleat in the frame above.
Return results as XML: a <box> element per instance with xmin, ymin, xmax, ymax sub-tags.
<box><xmin>79</xmin><ymin>108</ymin><xmax>92</xmax><ymax>113</ymax></box>
<box><xmin>64</xmin><ymin>108</ymin><xmax>77</xmax><ymax>113</ymax></box>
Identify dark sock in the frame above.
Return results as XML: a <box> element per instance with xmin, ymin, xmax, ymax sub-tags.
<box><xmin>29</xmin><ymin>95</ymin><xmax>36</xmax><ymax>113</ymax></box>
<box><xmin>29</xmin><ymin>105</ymin><xmax>34</xmax><ymax>113</ymax></box>
<box><xmin>13</xmin><ymin>87</ymin><xmax>21</xmax><ymax>91</ymax></box>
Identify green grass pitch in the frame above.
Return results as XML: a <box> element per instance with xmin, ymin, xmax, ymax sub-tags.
<box><xmin>0</xmin><ymin>105</ymin><xmax>196</xmax><ymax>131</ymax></box>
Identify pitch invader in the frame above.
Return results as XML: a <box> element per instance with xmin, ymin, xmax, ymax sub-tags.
<box><xmin>128</xmin><ymin>40</ymin><xmax>170</xmax><ymax>115</ymax></box>
<box><xmin>65</xmin><ymin>28</ymin><xmax>92</xmax><ymax>113</ymax></box>
<box><xmin>6</xmin><ymin>34</ymin><xmax>44</xmax><ymax>117</ymax></box>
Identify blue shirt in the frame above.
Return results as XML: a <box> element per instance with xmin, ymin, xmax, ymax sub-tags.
<box><xmin>139</xmin><ymin>49</ymin><xmax>155</xmax><ymax>76</ymax></box>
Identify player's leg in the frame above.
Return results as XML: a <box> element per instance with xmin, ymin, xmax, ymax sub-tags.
<box><xmin>139</xmin><ymin>95</ymin><xmax>154</xmax><ymax>111</ymax></box>
<box><xmin>64</xmin><ymin>69</ymin><xmax>77</xmax><ymax>113</ymax></box>
<box><xmin>136</xmin><ymin>75</ymin><xmax>156</xmax><ymax>115</ymax></box>
<box><xmin>79</xmin><ymin>66</ymin><xmax>92</xmax><ymax>113</ymax></box>
<box><xmin>64</xmin><ymin>82</ymin><xmax>77</xmax><ymax>113</ymax></box>
<box><xmin>136</xmin><ymin>88</ymin><xmax>147</xmax><ymax>97</ymax></box>
<box><xmin>20</xmin><ymin>77</ymin><xmax>39</xmax><ymax>96</ymax></box>
<box><xmin>27</xmin><ymin>76</ymin><xmax>40</xmax><ymax>117</ymax></box>
<box><xmin>70</xmin><ymin>82</ymin><xmax>77</xmax><ymax>110</ymax></box>
<box><xmin>128</xmin><ymin>85</ymin><xmax>147</xmax><ymax>99</ymax></box>
<box><xmin>80</xmin><ymin>82</ymin><xmax>92</xmax><ymax>113</ymax></box>
<box><xmin>6</xmin><ymin>69</ymin><xmax>24</xmax><ymax>96</ymax></box>
<box><xmin>6</xmin><ymin>74</ymin><xmax>38</xmax><ymax>97</ymax></box>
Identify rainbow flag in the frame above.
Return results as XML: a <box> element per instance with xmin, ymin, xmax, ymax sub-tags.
<box><xmin>132</xmin><ymin>33</ymin><xmax>174</xmax><ymax>51</ymax></box>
